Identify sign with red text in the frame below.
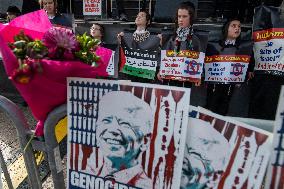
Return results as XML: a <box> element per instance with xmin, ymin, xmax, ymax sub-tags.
<box><xmin>253</xmin><ymin>5</ymin><xmax>284</xmax><ymax>76</ymax></box>
<box><xmin>205</xmin><ymin>55</ymin><xmax>250</xmax><ymax>83</ymax></box>
<box><xmin>160</xmin><ymin>50</ymin><xmax>205</xmax><ymax>81</ymax></box>
<box><xmin>83</xmin><ymin>0</ymin><xmax>102</xmax><ymax>16</ymax></box>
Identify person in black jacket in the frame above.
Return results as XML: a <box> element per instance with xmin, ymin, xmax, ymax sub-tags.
<box><xmin>39</xmin><ymin>0</ymin><xmax>72</xmax><ymax>28</ymax></box>
<box><xmin>157</xmin><ymin>1</ymin><xmax>202</xmax><ymax>88</ymax></box>
<box><xmin>6</xmin><ymin>6</ymin><xmax>21</xmax><ymax>22</ymax></box>
<box><xmin>205</xmin><ymin>18</ymin><xmax>254</xmax><ymax>115</ymax></box>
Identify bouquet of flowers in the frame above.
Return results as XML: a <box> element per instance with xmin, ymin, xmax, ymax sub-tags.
<box><xmin>0</xmin><ymin>10</ymin><xmax>112</xmax><ymax>136</ymax></box>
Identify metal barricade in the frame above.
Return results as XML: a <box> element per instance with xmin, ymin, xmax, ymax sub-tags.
<box><xmin>43</xmin><ymin>104</ymin><xmax>67</xmax><ymax>189</ymax></box>
<box><xmin>0</xmin><ymin>95</ymin><xmax>41</xmax><ymax>189</ymax></box>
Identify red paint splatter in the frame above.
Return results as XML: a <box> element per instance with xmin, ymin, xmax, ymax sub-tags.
<box><xmin>134</xmin><ymin>87</ymin><xmax>143</xmax><ymax>98</ymax></box>
<box><xmin>143</xmin><ymin>87</ymin><xmax>153</xmax><ymax>105</ymax></box>
<box><xmin>162</xmin><ymin>135</ymin><xmax>167</xmax><ymax>143</ymax></box>
<box><xmin>217</xmin><ymin>135</ymin><xmax>242</xmax><ymax>189</ymax></box>
<box><xmin>270</xmin><ymin>166</ymin><xmax>278</xmax><ymax>189</ymax></box>
<box><xmin>164</xmin><ymin>136</ymin><xmax>176</xmax><ymax>188</ymax></box>
<box><xmin>223</xmin><ymin>123</ymin><xmax>235</xmax><ymax>141</ymax></box>
<box><xmin>75</xmin><ymin>143</ymin><xmax>79</xmax><ymax>171</ymax></box>
<box><xmin>96</xmin><ymin>147</ymin><xmax>99</xmax><ymax>168</ymax></box>
<box><xmin>153</xmin><ymin>157</ymin><xmax>163</xmax><ymax>187</ymax></box>
<box><xmin>213</xmin><ymin>119</ymin><xmax>226</xmax><ymax>133</ymax></box>
<box><xmin>142</xmin><ymin>152</ymin><xmax>146</xmax><ymax>170</ymax></box>
<box><xmin>148</xmin><ymin>91</ymin><xmax>169</xmax><ymax>177</ymax></box>
<box><xmin>81</xmin><ymin>145</ymin><xmax>93</xmax><ymax>170</ymax></box>
<box><xmin>240</xmin><ymin>178</ymin><xmax>248</xmax><ymax>189</ymax></box>
<box><xmin>255</xmin><ymin>132</ymin><xmax>268</xmax><ymax>146</ymax></box>
<box><xmin>119</xmin><ymin>85</ymin><xmax>133</xmax><ymax>92</ymax></box>
<box><xmin>147</xmin><ymin>90</ymin><xmax>162</xmax><ymax>176</ymax></box>
<box><xmin>234</xmin><ymin>176</ymin><xmax>239</xmax><ymax>185</ymax></box>
<box><xmin>70</xmin><ymin>143</ymin><xmax>73</xmax><ymax>169</ymax></box>
<box><xmin>278</xmin><ymin>167</ymin><xmax>284</xmax><ymax>188</ymax></box>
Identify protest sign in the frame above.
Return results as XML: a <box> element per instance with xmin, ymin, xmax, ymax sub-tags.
<box><xmin>67</xmin><ymin>78</ymin><xmax>191</xmax><ymax>189</ymax></box>
<box><xmin>205</xmin><ymin>55</ymin><xmax>250</xmax><ymax>83</ymax></box>
<box><xmin>265</xmin><ymin>86</ymin><xmax>284</xmax><ymax>189</ymax></box>
<box><xmin>120</xmin><ymin>44</ymin><xmax>159</xmax><ymax>79</ymax></box>
<box><xmin>83</xmin><ymin>0</ymin><xmax>102</xmax><ymax>16</ymax></box>
<box><xmin>253</xmin><ymin>5</ymin><xmax>284</xmax><ymax>76</ymax></box>
<box><xmin>160</xmin><ymin>50</ymin><xmax>205</xmax><ymax>81</ymax></box>
<box><xmin>182</xmin><ymin>107</ymin><xmax>272</xmax><ymax>189</ymax></box>
<box><xmin>119</xmin><ymin>35</ymin><xmax>160</xmax><ymax>80</ymax></box>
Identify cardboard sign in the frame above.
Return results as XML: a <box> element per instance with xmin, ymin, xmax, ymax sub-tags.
<box><xmin>181</xmin><ymin>107</ymin><xmax>272</xmax><ymax>189</ymax></box>
<box><xmin>265</xmin><ymin>86</ymin><xmax>284</xmax><ymax>189</ymax></box>
<box><xmin>67</xmin><ymin>78</ymin><xmax>191</xmax><ymax>189</ymax></box>
<box><xmin>83</xmin><ymin>0</ymin><xmax>102</xmax><ymax>16</ymax></box>
<box><xmin>160</xmin><ymin>50</ymin><xmax>205</xmax><ymax>81</ymax></box>
<box><xmin>205</xmin><ymin>55</ymin><xmax>250</xmax><ymax>83</ymax></box>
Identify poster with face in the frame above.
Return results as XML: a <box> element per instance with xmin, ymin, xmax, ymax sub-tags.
<box><xmin>181</xmin><ymin>107</ymin><xmax>272</xmax><ymax>189</ymax></box>
<box><xmin>265</xmin><ymin>86</ymin><xmax>284</xmax><ymax>189</ymax></box>
<box><xmin>67</xmin><ymin>78</ymin><xmax>190</xmax><ymax>189</ymax></box>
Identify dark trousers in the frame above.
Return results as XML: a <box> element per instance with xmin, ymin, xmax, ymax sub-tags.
<box><xmin>248</xmin><ymin>74</ymin><xmax>284</xmax><ymax>120</ymax></box>
<box><xmin>206</xmin><ymin>84</ymin><xmax>234</xmax><ymax>115</ymax></box>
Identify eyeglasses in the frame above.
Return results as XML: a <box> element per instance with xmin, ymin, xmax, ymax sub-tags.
<box><xmin>91</xmin><ymin>27</ymin><xmax>101</xmax><ymax>31</ymax></box>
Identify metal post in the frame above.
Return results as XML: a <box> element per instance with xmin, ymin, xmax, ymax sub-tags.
<box><xmin>44</xmin><ymin>104</ymin><xmax>67</xmax><ymax>189</ymax></box>
<box><xmin>0</xmin><ymin>95</ymin><xmax>41</xmax><ymax>189</ymax></box>
<box><xmin>0</xmin><ymin>149</ymin><xmax>13</xmax><ymax>189</ymax></box>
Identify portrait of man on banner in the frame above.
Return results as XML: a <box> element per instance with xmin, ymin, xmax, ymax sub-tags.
<box><xmin>181</xmin><ymin>118</ymin><xmax>230</xmax><ymax>189</ymax></box>
<box><xmin>67</xmin><ymin>78</ymin><xmax>190</xmax><ymax>189</ymax></box>
<box><xmin>93</xmin><ymin>91</ymin><xmax>153</xmax><ymax>188</ymax></box>
<box><xmin>181</xmin><ymin>107</ymin><xmax>272</xmax><ymax>189</ymax></box>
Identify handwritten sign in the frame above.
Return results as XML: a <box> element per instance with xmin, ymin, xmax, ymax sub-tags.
<box><xmin>83</xmin><ymin>0</ymin><xmax>102</xmax><ymax>16</ymax></box>
<box><xmin>120</xmin><ymin>45</ymin><xmax>159</xmax><ymax>80</ymax></box>
<box><xmin>265</xmin><ymin>86</ymin><xmax>284</xmax><ymax>189</ymax></box>
<box><xmin>253</xmin><ymin>28</ymin><xmax>284</xmax><ymax>76</ymax></box>
<box><xmin>205</xmin><ymin>55</ymin><xmax>250</xmax><ymax>83</ymax></box>
<box><xmin>159</xmin><ymin>50</ymin><xmax>205</xmax><ymax>81</ymax></box>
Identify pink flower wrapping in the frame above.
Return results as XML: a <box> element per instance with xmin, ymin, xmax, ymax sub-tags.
<box><xmin>0</xmin><ymin>10</ymin><xmax>110</xmax><ymax>136</ymax></box>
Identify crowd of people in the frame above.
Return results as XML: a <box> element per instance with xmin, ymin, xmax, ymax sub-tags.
<box><xmin>3</xmin><ymin>0</ymin><xmax>284</xmax><ymax>121</ymax></box>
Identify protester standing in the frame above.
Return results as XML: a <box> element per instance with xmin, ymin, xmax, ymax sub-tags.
<box><xmin>157</xmin><ymin>1</ymin><xmax>202</xmax><ymax>88</ymax></box>
<box><xmin>39</xmin><ymin>0</ymin><xmax>72</xmax><ymax>28</ymax></box>
<box><xmin>205</xmin><ymin>18</ymin><xmax>254</xmax><ymax>115</ymax></box>
<box><xmin>117</xmin><ymin>10</ymin><xmax>161</xmax><ymax>82</ymax></box>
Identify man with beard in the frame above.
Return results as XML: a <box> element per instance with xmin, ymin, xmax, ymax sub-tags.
<box><xmin>92</xmin><ymin>91</ymin><xmax>153</xmax><ymax>189</ymax></box>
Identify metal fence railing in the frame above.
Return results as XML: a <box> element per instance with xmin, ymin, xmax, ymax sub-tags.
<box><xmin>0</xmin><ymin>95</ymin><xmax>41</xmax><ymax>189</ymax></box>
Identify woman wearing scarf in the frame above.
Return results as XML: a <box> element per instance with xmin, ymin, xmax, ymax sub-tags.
<box><xmin>158</xmin><ymin>1</ymin><xmax>203</xmax><ymax>88</ymax></box>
